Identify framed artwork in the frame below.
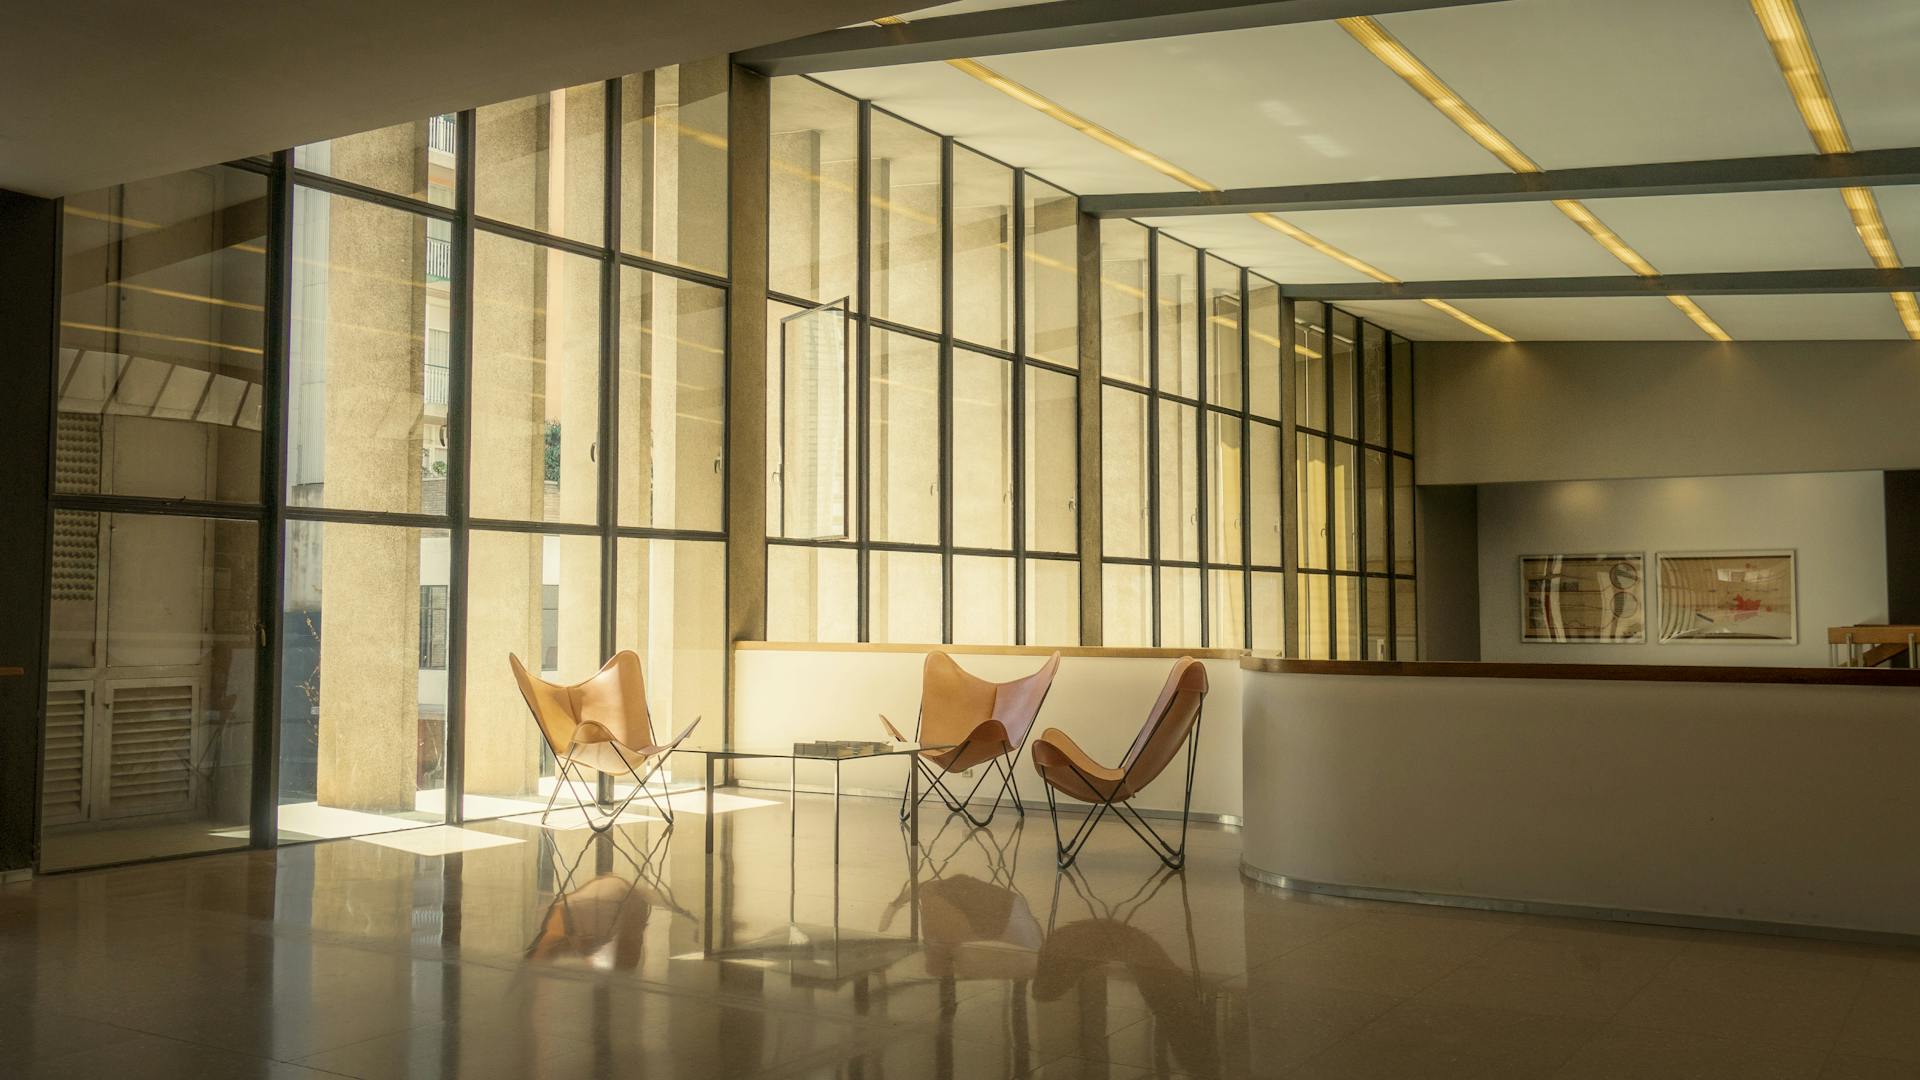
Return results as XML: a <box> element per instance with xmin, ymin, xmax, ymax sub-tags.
<box><xmin>1656</xmin><ymin>550</ymin><xmax>1797</xmax><ymax>644</ymax></box>
<box><xmin>1520</xmin><ymin>553</ymin><xmax>1646</xmax><ymax>643</ymax></box>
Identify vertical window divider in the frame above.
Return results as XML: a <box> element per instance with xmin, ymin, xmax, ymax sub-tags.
<box><xmin>444</xmin><ymin>108</ymin><xmax>478</xmax><ymax>825</ymax></box>
<box><xmin>1355</xmin><ymin>321</ymin><xmax>1370</xmax><ymax>657</ymax></box>
<box><xmin>855</xmin><ymin>102</ymin><xmax>873</xmax><ymax>642</ymax></box>
<box><xmin>251</xmin><ymin>149</ymin><xmax>294</xmax><ymax>849</ymax></box>
<box><xmin>600</xmin><ymin>79</ymin><xmax>623</xmax><ymax>669</ymax></box>
<box><xmin>1195</xmin><ymin>250</ymin><xmax>1210</xmax><ymax>649</ymax></box>
<box><xmin>1240</xmin><ymin>267</ymin><xmax>1254</xmax><ymax>651</ymax></box>
<box><xmin>1322</xmin><ymin>302</ymin><xmax>1337</xmax><ymax>657</ymax></box>
<box><xmin>1145</xmin><ymin>228</ymin><xmax>1162</xmax><ymax>646</ymax></box>
<box><xmin>939</xmin><ymin>136</ymin><xmax>955</xmax><ymax>644</ymax></box>
<box><xmin>1011</xmin><ymin>169</ymin><xmax>1029</xmax><ymax>646</ymax></box>
<box><xmin>1382</xmin><ymin>327</ymin><xmax>1395</xmax><ymax>660</ymax></box>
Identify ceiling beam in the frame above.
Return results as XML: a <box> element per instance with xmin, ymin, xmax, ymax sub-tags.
<box><xmin>1082</xmin><ymin>147</ymin><xmax>1920</xmax><ymax>217</ymax></box>
<box><xmin>1284</xmin><ymin>267</ymin><xmax>1920</xmax><ymax>301</ymax></box>
<box><xmin>733</xmin><ymin>0</ymin><xmax>1505</xmax><ymax>76</ymax></box>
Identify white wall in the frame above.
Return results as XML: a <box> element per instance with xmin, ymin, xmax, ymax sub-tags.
<box><xmin>731</xmin><ymin>646</ymin><xmax>1244</xmax><ymax>820</ymax></box>
<box><xmin>1416</xmin><ymin>340</ymin><xmax>1920</xmax><ymax>487</ymax></box>
<box><xmin>1477</xmin><ymin>471</ymin><xmax>1887</xmax><ymax>665</ymax></box>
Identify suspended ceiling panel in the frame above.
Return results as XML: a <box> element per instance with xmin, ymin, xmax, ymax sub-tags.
<box><xmin>1378</xmin><ymin>0</ymin><xmax>1813</xmax><ymax>168</ymax></box>
<box><xmin>956</xmin><ymin>21</ymin><xmax>1506</xmax><ymax>188</ymax></box>
<box><xmin>1274</xmin><ymin>202</ymin><xmax>1630</xmax><ymax>281</ymax></box>
<box><xmin>1696</xmin><ymin>293</ymin><xmax>1909</xmax><ymax>340</ymax></box>
<box><xmin>1801</xmin><ymin>0</ymin><xmax>1920</xmax><ymax>151</ymax></box>
<box><xmin>1589</xmin><ymin>190</ymin><xmax>1874</xmax><ymax>273</ymax></box>
<box><xmin>1872</xmin><ymin>186</ymin><xmax>1920</xmax><ymax>260</ymax></box>
<box><xmin>1332</xmin><ymin>300</ymin><xmax>1490</xmax><ymax>341</ymax></box>
<box><xmin>1452</xmin><ymin>297</ymin><xmax>1709</xmax><ymax>340</ymax></box>
<box><xmin>1133</xmin><ymin>214</ymin><xmax>1373</xmax><ymax>285</ymax></box>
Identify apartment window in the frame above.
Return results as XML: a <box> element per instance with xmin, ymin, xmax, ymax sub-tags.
<box><xmin>419</xmin><ymin>586</ymin><xmax>450</xmax><ymax>669</ymax></box>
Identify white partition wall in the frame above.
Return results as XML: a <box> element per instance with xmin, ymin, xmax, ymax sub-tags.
<box><xmin>731</xmin><ymin>644</ymin><xmax>1246</xmax><ymax>821</ymax></box>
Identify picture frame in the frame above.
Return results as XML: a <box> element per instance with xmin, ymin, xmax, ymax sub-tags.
<box><xmin>1656</xmin><ymin>550</ymin><xmax>1798</xmax><ymax>645</ymax></box>
<box><xmin>1519</xmin><ymin>553</ymin><xmax>1646</xmax><ymax>643</ymax></box>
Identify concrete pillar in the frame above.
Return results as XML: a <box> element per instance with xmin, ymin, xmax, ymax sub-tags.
<box><xmin>728</xmin><ymin>64</ymin><xmax>770</xmax><ymax>660</ymax></box>
<box><xmin>1076</xmin><ymin>210</ymin><xmax>1103</xmax><ymax>644</ymax></box>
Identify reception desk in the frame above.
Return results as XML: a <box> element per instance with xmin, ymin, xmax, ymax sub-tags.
<box><xmin>1241</xmin><ymin>659</ymin><xmax>1920</xmax><ymax>941</ymax></box>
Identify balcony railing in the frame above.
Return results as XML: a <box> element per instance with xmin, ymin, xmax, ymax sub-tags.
<box><xmin>425</xmin><ymin>328</ymin><xmax>450</xmax><ymax>407</ymax></box>
<box><xmin>428</xmin><ymin>114</ymin><xmax>457</xmax><ymax>154</ymax></box>
<box><xmin>426</xmin><ymin>235</ymin><xmax>451</xmax><ymax>282</ymax></box>
<box><xmin>425</xmin><ymin>362</ymin><xmax>449</xmax><ymax>408</ymax></box>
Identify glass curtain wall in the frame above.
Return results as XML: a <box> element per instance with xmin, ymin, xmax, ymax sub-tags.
<box><xmin>767</xmin><ymin>77</ymin><xmax>1079</xmax><ymax>646</ymax></box>
<box><xmin>1099</xmin><ymin>224</ymin><xmax>1286</xmax><ymax>648</ymax></box>
<box><xmin>1293</xmin><ymin>302</ymin><xmax>1416</xmax><ymax>658</ymax></box>
<box><xmin>37</xmin><ymin>58</ymin><xmax>732</xmax><ymax>866</ymax></box>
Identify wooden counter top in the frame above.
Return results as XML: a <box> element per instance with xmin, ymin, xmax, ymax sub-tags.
<box><xmin>1241</xmin><ymin>657</ymin><xmax>1920</xmax><ymax>687</ymax></box>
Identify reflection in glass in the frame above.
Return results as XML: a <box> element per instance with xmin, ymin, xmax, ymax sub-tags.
<box><xmin>954</xmin><ymin>555</ymin><xmax>1015</xmax><ymax>644</ymax></box>
<box><xmin>1103</xmin><ymin>388</ymin><xmax>1150</xmax><ymax>560</ymax></box>
<box><xmin>770</xmin><ymin>77</ymin><xmax>859</xmax><ymax>306</ymax></box>
<box><xmin>1027</xmin><ymin>557</ymin><xmax>1080</xmax><ymax>646</ymax></box>
<box><xmin>1392</xmin><ymin>335</ymin><xmax>1414</xmax><ymax>452</ymax></box>
<box><xmin>1207</xmin><ymin>412</ymin><xmax>1243</xmax><ymax>566</ymax></box>
<box><xmin>1364</xmin><ymin>449</ymin><xmax>1388</xmax><ymax>574</ymax></box>
<box><xmin>1103</xmin><ymin>563</ymin><xmax>1152</xmax><ymax>647</ymax></box>
<box><xmin>870</xmin><ymin>329</ymin><xmax>940</xmax><ymax>545</ymax></box>
<box><xmin>1251</xmin><ymin>572</ymin><xmax>1284</xmax><ymax>652</ymax></box>
<box><xmin>768</xmin><ymin>299</ymin><xmax>857</xmax><ymax>541</ymax></box>
<box><xmin>1101</xmin><ymin>223</ymin><xmax>1151</xmax><ymax>389</ymax></box>
<box><xmin>1294</xmin><ymin>300</ymin><xmax>1326</xmax><ymax>431</ymax></box>
<box><xmin>1296</xmin><ymin>433</ymin><xmax>1328</xmax><ymax>570</ymax></box>
<box><xmin>471</xmin><ymin>232</ymin><xmax>601</xmax><ymax>524</ymax></box>
<box><xmin>1026</xmin><ymin>367</ymin><xmax>1078</xmax><ymax>555</ymax></box>
<box><xmin>871</xmin><ymin>550</ymin><xmax>942</xmax><ymax>643</ymax></box>
<box><xmin>1159</xmin><ymin>567</ymin><xmax>1202</xmax><ymax>648</ymax></box>
<box><xmin>296</xmin><ymin>114</ymin><xmax>457</xmax><ymax>203</ymax></box>
<box><xmin>953</xmin><ymin>350</ymin><xmax>1012</xmax><ymax>550</ymax></box>
<box><xmin>1336</xmin><ymin>575</ymin><xmax>1361</xmax><ymax>659</ymax></box>
<box><xmin>1396</xmin><ymin>577</ymin><xmax>1418</xmax><ymax>659</ymax></box>
<box><xmin>1333</xmin><ymin>442</ymin><xmax>1358</xmax><ymax>572</ymax></box>
<box><xmin>288</xmin><ymin>189</ymin><xmax>445</xmax><ymax>515</ymax></box>
<box><xmin>768</xmin><ymin>544</ymin><xmax>857</xmax><ymax>642</ymax></box>
<box><xmin>1156</xmin><ymin>236</ymin><xmax>1199</xmax><ymax>399</ymax></box>
<box><xmin>1299</xmin><ymin>573</ymin><xmax>1329</xmax><ymax>659</ymax></box>
<box><xmin>621</xmin><ymin>268</ymin><xmax>726</xmax><ymax>532</ymax></box>
<box><xmin>1250</xmin><ymin>423</ymin><xmax>1281</xmax><ymax>567</ymax></box>
<box><xmin>870</xmin><ymin>112</ymin><xmax>943</xmax><ymax>332</ymax></box>
<box><xmin>1025</xmin><ymin>177</ymin><xmax>1079</xmax><ymax>367</ymax></box>
<box><xmin>41</xmin><ymin>514</ymin><xmax>258</xmax><ymax>870</ymax></box>
<box><xmin>953</xmin><ymin>147</ymin><xmax>1012</xmax><ymax>350</ymax></box>
<box><xmin>1209</xmin><ymin>569</ymin><xmax>1245</xmax><ymax>650</ymax></box>
<box><xmin>280</xmin><ymin>521</ymin><xmax>446</xmax><ymax>838</ymax></box>
<box><xmin>1362</xmin><ymin>323</ymin><xmax>1388</xmax><ymax>446</ymax></box>
<box><xmin>463</xmin><ymin>531</ymin><xmax>600</xmax><ymax>820</ymax></box>
<box><xmin>476</xmin><ymin>84</ymin><xmax>606</xmax><ymax>245</ymax></box>
<box><xmin>1204</xmin><ymin>255</ymin><xmax>1241</xmax><ymax>410</ymax></box>
<box><xmin>616</xmin><ymin>538</ymin><xmax>726</xmax><ymax>774</ymax></box>
<box><xmin>621</xmin><ymin>60</ymin><xmax>728</xmax><ymax>275</ymax></box>
<box><xmin>1366</xmin><ymin>578</ymin><xmax>1391</xmax><ymax>661</ymax></box>
<box><xmin>1247</xmin><ymin>278</ymin><xmax>1282</xmax><ymax>420</ymax></box>
<box><xmin>1331</xmin><ymin>310</ymin><xmax>1356</xmax><ymax>438</ymax></box>
<box><xmin>1394</xmin><ymin>454</ymin><xmax>1416</xmax><ymax>576</ymax></box>
<box><xmin>1157</xmin><ymin>402</ymin><xmax>1198</xmax><ymax>563</ymax></box>
<box><xmin>58</xmin><ymin>166</ymin><xmax>267</xmax><ymax>503</ymax></box>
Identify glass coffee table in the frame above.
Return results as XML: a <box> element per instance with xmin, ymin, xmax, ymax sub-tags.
<box><xmin>676</xmin><ymin>741</ymin><xmax>954</xmax><ymax>862</ymax></box>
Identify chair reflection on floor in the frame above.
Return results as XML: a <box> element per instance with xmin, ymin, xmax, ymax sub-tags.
<box><xmin>525</xmin><ymin>825</ymin><xmax>690</xmax><ymax>970</ymax></box>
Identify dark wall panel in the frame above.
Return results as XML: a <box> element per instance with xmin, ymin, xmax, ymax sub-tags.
<box><xmin>1887</xmin><ymin>471</ymin><xmax>1920</xmax><ymax>626</ymax></box>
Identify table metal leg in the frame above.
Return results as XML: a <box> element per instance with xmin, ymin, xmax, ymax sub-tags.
<box><xmin>704</xmin><ymin>754</ymin><xmax>715</xmax><ymax>854</ymax></box>
<box><xmin>833</xmin><ymin>760</ymin><xmax>841</xmax><ymax>868</ymax></box>
<box><xmin>790</xmin><ymin>758</ymin><xmax>797</xmax><ymax>840</ymax></box>
<box><xmin>909</xmin><ymin>754</ymin><xmax>920</xmax><ymax>850</ymax></box>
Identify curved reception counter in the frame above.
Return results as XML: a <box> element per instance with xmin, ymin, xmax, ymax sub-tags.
<box><xmin>1241</xmin><ymin>659</ymin><xmax>1920</xmax><ymax>941</ymax></box>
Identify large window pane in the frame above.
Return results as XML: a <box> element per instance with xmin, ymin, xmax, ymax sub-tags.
<box><xmin>462</xmin><ymin>532</ymin><xmax>601</xmax><ymax>820</ymax></box>
<box><xmin>1298</xmin><ymin>573</ymin><xmax>1329</xmax><ymax>660</ymax></box>
<box><xmin>953</xmin><ymin>147</ymin><xmax>1012</xmax><ymax>351</ymax></box>
<box><xmin>871</xmin><ymin>550</ymin><xmax>942</xmax><ymax>643</ymax></box>
<box><xmin>869</xmin><ymin>112</ymin><xmax>942</xmax><ymax>332</ymax></box>
<box><xmin>1395</xmin><ymin>578</ymin><xmax>1418</xmax><ymax>660</ymax></box>
<box><xmin>288</xmin><ymin>189</ymin><xmax>446</xmax><ymax>515</ymax></box>
<box><xmin>1365</xmin><ymin>578</ymin><xmax>1391</xmax><ymax>662</ymax></box>
<box><xmin>1025</xmin><ymin>176</ymin><xmax>1078</xmax><ymax>368</ymax></box>
<box><xmin>1209</xmin><ymin>569</ymin><xmax>1245</xmax><ymax>650</ymax></box>
<box><xmin>58</xmin><ymin>166</ymin><xmax>267</xmax><ymax>504</ymax></box>
<box><xmin>1331</xmin><ymin>310</ymin><xmax>1356</xmax><ymax>439</ymax></box>
<box><xmin>1248</xmin><ymin>278</ymin><xmax>1282</xmax><ymax>420</ymax></box>
<box><xmin>1251</xmin><ymin>571</ymin><xmax>1284</xmax><ymax>653</ymax></box>
<box><xmin>471</xmin><ymin>233</ymin><xmax>601</xmax><ymax>524</ymax></box>
<box><xmin>1101</xmin><ymin>221</ymin><xmax>1149</xmax><ymax>387</ymax></box>
<box><xmin>1362</xmin><ymin>323</ymin><xmax>1388</xmax><ymax>447</ymax></box>
<box><xmin>954</xmin><ymin>555</ymin><xmax>1015</xmax><ymax>645</ymax></box>
<box><xmin>621</xmin><ymin>60</ymin><xmax>728</xmax><ymax>275</ymax></box>
<box><xmin>40</xmin><ymin>513</ymin><xmax>257</xmax><ymax>871</ymax></box>
<box><xmin>297</xmin><ymin>115</ymin><xmax>457</xmax><ymax>203</ymax></box>
<box><xmin>1156</xmin><ymin>235</ymin><xmax>1199</xmax><ymax>399</ymax></box>
<box><xmin>1335</xmin><ymin>575</ymin><xmax>1361</xmax><ymax>659</ymax></box>
<box><xmin>1159</xmin><ymin>567</ymin><xmax>1202</xmax><ymax>648</ymax></box>
<box><xmin>768</xmin><ymin>545</ymin><xmax>857</xmax><ymax>642</ymax></box>
<box><xmin>476</xmin><ymin>84</ymin><xmax>605</xmax><ymax>245</ymax></box>
<box><xmin>621</xmin><ymin>268</ymin><xmax>725</xmax><ymax>531</ymax></box>
<box><xmin>770</xmin><ymin>78</ymin><xmax>859</xmax><ymax>305</ymax></box>
<box><xmin>1026</xmin><ymin>366</ymin><xmax>1078</xmax><ymax>555</ymax></box>
<box><xmin>1394</xmin><ymin>454</ymin><xmax>1416</xmax><ymax>576</ymax></box>
<box><xmin>1103</xmin><ymin>388</ymin><xmax>1149</xmax><ymax>559</ymax></box>
<box><xmin>1026</xmin><ymin>557</ymin><xmax>1080</xmax><ymax>646</ymax></box>
<box><xmin>1333</xmin><ymin>442</ymin><xmax>1358</xmax><ymax>571</ymax></box>
<box><xmin>1158</xmin><ymin>401</ymin><xmax>1199</xmax><ymax>563</ymax></box>
<box><xmin>616</xmin><ymin>538</ymin><xmax>726</xmax><ymax>778</ymax></box>
<box><xmin>1296</xmin><ymin>433</ymin><xmax>1328</xmax><ymax>570</ymax></box>
<box><xmin>1294</xmin><ymin>300</ymin><xmax>1326</xmax><ymax>431</ymax></box>
<box><xmin>1392</xmin><ymin>335</ymin><xmax>1414</xmax><ymax>453</ymax></box>
<box><xmin>1207</xmin><ymin>411</ymin><xmax>1244</xmax><ymax>566</ymax></box>
<box><xmin>953</xmin><ymin>350</ymin><xmax>1012</xmax><ymax>550</ymax></box>
<box><xmin>870</xmin><ymin>329</ymin><xmax>940</xmax><ymax>545</ymax></box>
<box><xmin>1205</xmin><ymin>255</ymin><xmax>1242</xmax><ymax>410</ymax></box>
<box><xmin>767</xmin><ymin>299</ymin><xmax>858</xmax><ymax>541</ymax></box>
<box><xmin>280</xmin><ymin>521</ymin><xmax>445</xmax><ymax>838</ymax></box>
<box><xmin>1364</xmin><ymin>449</ymin><xmax>1388</xmax><ymax>574</ymax></box>
<box><xmin>1103</xmin><ymin>563</ymin><xmax>1153</xmax><ymax>647</ymax></box>
<box><xmin>1250</xmin><ymin>423</ymin><xmax>1281</xmax><ymax>567</ymax></box>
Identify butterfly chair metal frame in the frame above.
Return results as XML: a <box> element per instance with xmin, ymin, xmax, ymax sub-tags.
<box><xmin>511</xmin><ymin>651</ymin><xmax>700</xmax><ymax>835</ymax></box>
<box><xmin>882</xmin><ymin>651</ymin><xmax>1060</xmax><ymax>830</ymax></box>
<box><xmin>1033</xmin><ymin>658</ymin><xmax>1207</xmax><ymax>871</ymax></box>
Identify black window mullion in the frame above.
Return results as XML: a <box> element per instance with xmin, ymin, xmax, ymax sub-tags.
<box><xmin>1195</xmin><ymin>251</ymin><xmax>1209</xmax><ymax>649</ymax></box>
<box><xmin>939</xmin><ymin>136</ymin><xmax>955</xmax><ymax>644</ymax></box>
<box><xmin>251</xmin><ymin>148</ymin><xmax>294</xmax><ymax>849</ymax></box>
<box><xmin>1240</xmin><ymin>266</ymin><xmax>1254</xmax><ymax>651</ymax></box>
<box><xmin>1322</xmin><ymin>302</ymin><xmax>1337</xmax><ymax>657</ymax></box>
<box><xmin>1011</xmin><ymin>169</ymin><xmax>1028</xmax><ymax>645</ymax></box>
<box><xmin>600</xmin><ymin>78</ymin><xmax>622</xmax><ymax>669</ymax></box>
<box><xmin>443</xmin><ymin>107</ymin><xmax>478</xmax><ymax>825</ymax></box>
<box><xmin>1144</xmin><ymin>229</ymin><xmax>1162</xmax><ymax>646</ymax></box>
<box><xmin>855</xmin><ymin>101</ymin><xmax>873</xmax><ymax>642</ymax></box>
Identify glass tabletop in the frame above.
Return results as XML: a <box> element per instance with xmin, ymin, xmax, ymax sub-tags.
<box><xmin>672</xmin><ymin>740</ymin><xmax>952</xmax><ymax>761</ymax></box>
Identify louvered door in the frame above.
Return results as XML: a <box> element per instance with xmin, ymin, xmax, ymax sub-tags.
<box><xmin>41</xmin><ymin>684</ymin><xmax>92</xmax><ymax>825</ymax></box>
<box><xmin>100</xmin><ymin>679</ymin><xmax>199</xmax><ymax>819</ymax></box>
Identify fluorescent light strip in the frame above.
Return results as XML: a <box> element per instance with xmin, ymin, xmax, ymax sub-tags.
<box><xmin>1339</xmin><ymin>16</ymin><xmax>1729</xmax><ymax>343</ymax></box>
<box><xmin>1751</xmin><ymin>0</ymin><xmax>1920</xmax><ymax>339</ymax></box>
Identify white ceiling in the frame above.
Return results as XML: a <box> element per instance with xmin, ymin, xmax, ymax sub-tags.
<box><xmin>1</xmin><ymin>0</ymin><xmax>901</xmax><ymax>196</ymax></box>
<box><xmin>828</xmin><ymin>0</ymin><xmax>1920</xmax><ymax>342</ymax></box>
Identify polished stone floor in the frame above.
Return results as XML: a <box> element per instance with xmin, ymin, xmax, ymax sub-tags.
<box><xmin>4</xmin><ymin>789</ymin><xmax>1919</xmax><ymax>1079</ymax></box>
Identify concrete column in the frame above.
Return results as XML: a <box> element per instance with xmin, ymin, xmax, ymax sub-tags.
<box><xmin>727</xmin><ymin>63</ymin><xmax>771</xmax><ymax>663</ymax></box>
<box><xmin>1075</xmin><ymin>210</ymin><xmax>1103</xmax><ymax>645</ymax></box>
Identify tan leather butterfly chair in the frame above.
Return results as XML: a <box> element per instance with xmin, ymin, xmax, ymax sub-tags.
<box><xmin>880</xmin><ymin>651</ymin><xmax>1061</xmax><ymax>828</ymax></box>
<box><xmin>509</xmin><ymin>651</ymin><xmax>700</xmax><ymax>833</ymax></box>
<box><xmin>1031</xmin><ymin>657</ymin><xmax>1207</xmax><ymax>869</ymax></box>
